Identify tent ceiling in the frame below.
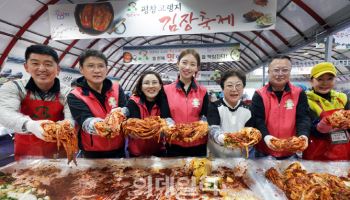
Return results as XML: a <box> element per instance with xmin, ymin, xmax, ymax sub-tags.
<box><xmin>0</xmin><ymin>0</ymin><xmax>350</xmax><ymax>90</ymax></box>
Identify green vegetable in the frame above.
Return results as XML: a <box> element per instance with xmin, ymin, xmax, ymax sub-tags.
<box><xmin>256</xmin><ymin>14</ymin><xmax>273</xmax><ymax>26</ymax></box>
<box><xmin>0</xmin><ymin>195</ymin><xmax>16</xmax><ymax>200</ymax></box>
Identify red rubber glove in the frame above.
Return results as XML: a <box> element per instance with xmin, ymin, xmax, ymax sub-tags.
<box><xmin>316</xmin><ymin>118</ymin><xmax>333</xmax><ymax>133</ymax></box>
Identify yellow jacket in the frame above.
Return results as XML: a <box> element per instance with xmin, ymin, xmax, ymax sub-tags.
<box><xmin>303</xmin><ymin>89</ymin><xmax>350</xmax><ymax>161</ymax></box>
<box><xmin>306</xmin><ymin>90</ymin><xmax>347</xmax><ymax>117</ymax></box>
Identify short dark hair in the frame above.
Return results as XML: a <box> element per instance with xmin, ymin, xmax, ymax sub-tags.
<box><xmin>79</xmin><ymin>49</ymin><xmax>108</xmax><ymax>67</ymax></box>
<box><xmin>133</xmin><ymin>71</ymin><xmax>163</xmax><ymax>97</ymax></box>
<box><xmin>177</xmin><ymin>49</ymin><xmax>201</xmax><ymax>69</ymax></box>
<box><xmin>220</xmin><ymin>70</ymin><xmax>246</xmax><ymax>89</ymax></box>
<box><xmin>25</xmin><ymin>44</ymin><xmax>59</xmax><ymax>63</ymax></box>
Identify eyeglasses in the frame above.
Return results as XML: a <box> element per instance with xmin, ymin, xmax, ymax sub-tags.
<box><xmin>142</xmin><ymin>81</ymin><xmax>160</xmax><ymax>86</ymax></box>
<box><xmin>271</xmin><ymin>68</ymin><xmax>291</xmax><ymax>75</ymax></box>
<box><xmin>85</xmin><ymin>64</ymin><xmax>107</xmax><ymax>71</ymax></box>
<box><xmin>225</xmin><ymin>83</ymin><xmax>244</xmax><ymax>90</ymax></box>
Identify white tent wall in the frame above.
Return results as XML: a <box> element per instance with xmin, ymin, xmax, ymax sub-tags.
<box><xmin>1</xmin><ymin>61</ymin><xmax>82</xmax><ymax>86</ymax></box>
<box><xmin>1</xmin><ymin>59</ymin><xmax>347</xmax><ymax>93</ymax></box>
<box><xmin>335</xmin><ymin>82</ymin><xmax>350</xmax><ymax>90</ymax></box>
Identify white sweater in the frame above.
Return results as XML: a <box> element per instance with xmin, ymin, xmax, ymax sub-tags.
<box><xmin>207</xmin><ymin>98</ymin><xmax>252</xmax><ymax>158</ymax></box>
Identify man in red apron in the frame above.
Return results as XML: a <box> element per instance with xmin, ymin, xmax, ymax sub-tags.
<box><xmin>68</xmin><ymin>49</ymin><xmax>127</xmax><ymax>158</ymax></box>
<box><xmin>250</xmin><ymin>55</ymin><xmax>311</xmax><ymax>159</ymax></box>
<box><xmin>0</xmin><ymin>44</ymin><xmax>74</xmax><ymax>160</ymax></box>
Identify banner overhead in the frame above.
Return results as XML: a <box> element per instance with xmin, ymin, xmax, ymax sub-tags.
<box><xmin>334</xmin><ymin>27</ymin><xmax>350</xmax><ymax>50</ymax></box>
<box><xmin>49</xmin><ymin>0</ymin><xmax>277</xmax><ymax>40</ymax></box>
<box><xmin>122</xmin><ymin>43</ymin><xmax>240</xmax><ymax>64</ymax></box>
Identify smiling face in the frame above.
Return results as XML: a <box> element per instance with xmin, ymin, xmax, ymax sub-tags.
<box><xmin>141</xmin><ymin>74</ymin><xmax>162</xmax><ymax>102</ymax></box>
<box><xmin>268</xmin><ymin>58</ymin><xmax>292</xmax><ymax>89</ymax></box>
<box><xmin>80</xmin><ymin>56</ymin><xmax>107</xmax><ymax>86</ymax></box>
<box><xmin>177</xmin><ymin>54</ymin><xmax>199</xmax><ymax>81</ymax></box>
<box><xmin>24</xmin><ymin>53</ymin><xmax>59</xmax><ymax>91</ymax></box>
<box><xmin>223</xmin><ymin>76</ymin><xmax>244</xmax><ymax>107</ymax></box>
<box><xmin>310</xmin><ymin>73</ymin><xmax>335</xmax><ymax>94</ymax></box>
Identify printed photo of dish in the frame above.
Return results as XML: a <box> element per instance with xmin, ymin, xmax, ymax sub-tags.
<box><xmin>230</xmin><ymin>48</ymin><xmax>240</xmax><ymax>61</ymax></box>
<box><xmin>107</xmin><ymin>18</ymin><xmax>126</xmax><ymax>35</ymax></box>
<box><xmin>254</xmin><ymin>0</ymin><xmax>268</xmax><ymax>6</ymax></box>
<box><xmin>123</xmin><ymin>52</ymin><xmax>133</xmax><ymax>63</ymax></box>
<box><xmin>243</xmin><ymin>10</ymin><xmax>264</xmax><ymax>22</ymax></box>
<box><xmin>75</xmin><ymin>2</ymin><xmax>114</xmax><ymax>35</ymax></box>
<box><xmin>256</xmin><ymin>14</ymin><xmax>274</xmax><ymax>27</ymax></box>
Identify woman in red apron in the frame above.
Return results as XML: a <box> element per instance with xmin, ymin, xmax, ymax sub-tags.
<box><xmin>163</xmin><ymin>49</ymin><xmax>209</xmax><ymax>157</ymax></box>
<box><xmin>126</xmin><ymin>71</ymin><xmax>170</xmax><ymax>157</ymax></box>
<box><xmin>303</xmin><ymin>62</ymin><xmax>350</xmax><ymax>161</ymax></box>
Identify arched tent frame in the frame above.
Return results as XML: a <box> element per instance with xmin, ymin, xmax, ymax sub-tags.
<box><xmin>1</xmin><ymin>0</ymin><xmax>350</xmax><ymax>90</ymax></box>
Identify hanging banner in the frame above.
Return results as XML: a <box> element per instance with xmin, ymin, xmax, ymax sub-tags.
<box><xmin>166</xmin><ymin>70</ymin><xmax>220</xmax><ymax>81</ymax></box>
<box><xmin>123</xmin><ymin>43</ymin><xmax>240</xmax><ymax>64</ymax></box>
<box><xmin>334</xmin><ymin>27</ymin><xmax>350</xmax><ymax>50</ymax></box>
<box><xmin>48</xmin><ymin>0</ymin><xmax>277</xmax><ymax>40</ymax></box>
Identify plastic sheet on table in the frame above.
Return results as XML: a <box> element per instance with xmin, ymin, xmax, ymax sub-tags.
<box><xmin>2</xmin><ymin>158</ymin><xmax>348</xmax><ymax>200</ymax></box>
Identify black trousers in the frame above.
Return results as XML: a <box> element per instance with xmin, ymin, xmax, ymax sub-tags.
<box><xmin>166</xmin><ymin>144</ymin><xmax>207</xmax><ymax>157</ymax></box>
<box><xmin>82</xmin><ymin>147</ymin><xmax>125</xmax><ymax>159</ymax></box>
<box><xmin>0</xmin><ymin>134</ymin><xmax>14</xmax><ymax>166</ymax></box>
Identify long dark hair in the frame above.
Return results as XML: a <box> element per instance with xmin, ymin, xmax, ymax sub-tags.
<box><xmin>133</xmin><ymin>71</ymin><xmax>164</xmax><ymax>100</ymax></box>
<box><xmin>177</xmin><ymin>49</ymin><xmax>201</xmax><ymax>69</ymax></box>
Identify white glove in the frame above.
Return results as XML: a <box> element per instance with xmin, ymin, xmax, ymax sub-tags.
<box><xmin>0</xmin><ymin>127</ymin><xmax>14</xmax><ymax>136</ymax></box>
<box><xmin>209</xmin><ymin>125</ymin><xmax>224</xmax><ymax>145</ymax></box>
<box><xmin>82</xmin><ymin>117</ymin><xmax>104</xmax><ymax>135</ymax></box>
<box><xmin>297</xmin><ymin>135</ymin><xmax>308</xmax><ymax>152</ymax></box>
<box><xmin>166</xmin><ymin>118</ymin><xmax>175</xmax><ymax>127</ymax></box>
<box><xmin>217</xmin><ymin>134</ymin><xmax>226</xmax><ymax>145</ymax></box>
<box><xmin>264</xmin><ymin>135</ymin><xmax>278</xmax><ymax>150</ymax></box>
<box><xmin>111</xmin><ymin>107</ymin><xmax>129</xmax><ymax>117</ymax></box>
<box><xmin>121</xmin><ymin>107</ymin><xmax>130</xmax><ymax>117</ymax></box>
<box><xmin>200</xmin><ymin>115</ymin><xmax>207</xmax><ymax>122</ymax></box>
<box><xmin>26</xmin><ymin>120</ymin><xmax>48</xmax><ymax>140</ymax></box>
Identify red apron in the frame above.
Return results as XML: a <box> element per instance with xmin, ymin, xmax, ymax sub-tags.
<box><xmin>170</xmin><ymin>136</ymin><xmax>208</xmax><ymax>147</ymax></box>
<box><xmin>127</xmin><ymin>95</ymin><xmax>163</xmax><ymax>156</ymax></box>
<box><xmin>255</xmin><ymin>83</ymin><xmax>301</xmax><ymax>157</ymax></box>
<box><xmin>303</xmin><ymin>109</ymin><xmax>350</xmax><ymax>160</ymax></box>
<box><xmin>128</xmin><ymin>137</ymin><xmax>163</xmax><ymax>156</ymax></box>
<box><xmin>71</xmin><ymin>84</ymin><xmax>124</xmax><ymax>152</ymax></box>
<box><xmin>14</xmin><ymin>91</ymin><xmax>64</xmax><ymax>160</ymax></box>
<box><xmin>164</xmin><ymin>81</ymin><xmax>208</xmax><ymax>147</ymax></box>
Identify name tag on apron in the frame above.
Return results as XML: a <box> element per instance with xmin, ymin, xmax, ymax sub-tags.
<box><xmin>330</xmin><ymin>130</ymin><xmax>349</xmax><ymax>144</ymax></box>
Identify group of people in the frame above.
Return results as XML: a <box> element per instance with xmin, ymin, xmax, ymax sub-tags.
<box><xmin>0</xmin><ymin>44</ymin><xmax>349</xmax><ymax>162</ymax></box>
